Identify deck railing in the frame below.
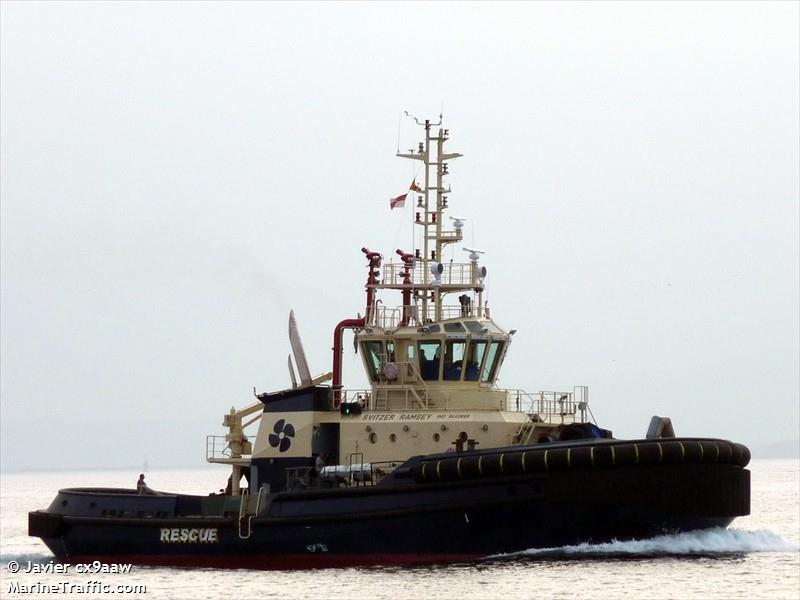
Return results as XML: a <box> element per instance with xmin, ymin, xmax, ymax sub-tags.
<box><xmin>372</xmin><ymin>304</ymin><xmax>491</xmax><ymax>328</ymax></box>
<box><xmin>206</xmin><ymin>435</ymin><xmax>232</xmax><ymax>461</ymax></box>
<box><xmin>503</xmin><ymin>387</ymin><xmax>589</xmax><ymax>423</ymax></box>
<box><xmin>338</xmin><ymin>385</ymin><xmax>589</xmax><ymax>421</ymax></box>
<box><xmin>341</xmin><ymin>381</ymin><xmax>430</xmax><ymax>411</ymax></box>
<box><xmin>382</xmin><ymin>261</ymin><xmax>482</xmax><ymax>288</ymax></box>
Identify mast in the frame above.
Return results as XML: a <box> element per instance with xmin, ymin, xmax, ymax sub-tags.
<box><xmin>396</xmin><ymin>115</ymin><xmax>464</xmax><ymax>324</ymax></box>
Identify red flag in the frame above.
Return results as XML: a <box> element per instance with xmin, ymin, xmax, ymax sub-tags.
<box><xmin>409</xmin><ymin>179</ymin><xmax>423</xmax><ymax>193</ymax></box>
<box><xmin>390</xmin><ymin>192</ymin><xmax>408</xmax><ymax>210</ymax></box>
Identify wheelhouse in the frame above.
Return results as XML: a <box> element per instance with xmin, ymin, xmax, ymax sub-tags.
<box><xmin>358</xmin><ymin>318</ymin><xmax>509</xmax><ymax>386</ymax></box>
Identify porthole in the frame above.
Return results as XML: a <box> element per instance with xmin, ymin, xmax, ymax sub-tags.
<box><xmin>482</xmin><ymin>424</ymin><xmax>489</xmax><ymax>431</ymax></box>
<box><xmin>389</xmin><ymin>433</ymin><xmax>397</xmax><ymax>442</ymax></box>
<box><xmin>365</xmin><ymin>425</ymin><xmax>372</xmax><ymax>432</ymax></box>
<box><xmin>433</xmin><ymin>433</ymin><xmax>441</xmax><ymax>442</ymax></box>
<box><xmin>403</xmin><ymin>425</ymin><xmax>410</xmax><ymax>432</ymax></box>
<box><xmin>440</xmin><ymin>424</ymin><xmax>447</xmax><ymax>432</ymax></box>
<box><xmin>369</xmin><ymin>432</ymin><xmax>378</xmax><ymax>444</ymax></box>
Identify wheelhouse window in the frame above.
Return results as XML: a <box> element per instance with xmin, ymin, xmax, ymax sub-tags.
<box><xmin>481</xmin><ymin>341</ymin><xmax>504</xmax><ymax>382</ymax></box>
<box><xmin>418</xmin><ymin>340</ymin><xmax>441</xmax><ymax>381</ymax></box>
<box><xmin>464</xmin><ymin>340</ymin><xmax>487</xmax><ymax>381</ymax></box>
<box><xmin>465</xmin><ymin>321</ymin><xmax>486</xmax><ymax>333</ymax></box>
<box><xmin>485</xmin><ymin>322</ymin><xmax>504</xmax><ymax>334</ymax></box>
<box><xmin>443</xmin><ymin>340</ymin><xmax>466</xmax><ymax>380</ymax></box>
<box><xmin>405</xmin><ymin>342</ymin><xmax>416</xmax><ymax>376</ymax></box>
<box><xmin>362</xmin><ymin>341</ymin><xmax>384</xmax><ymax>381</ymax></box>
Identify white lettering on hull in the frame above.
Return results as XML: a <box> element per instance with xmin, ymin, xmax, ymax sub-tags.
<box><xmin>160</xmin><ymin>528</ymin><xmax>219</xmax><ymax>543</ymax></box>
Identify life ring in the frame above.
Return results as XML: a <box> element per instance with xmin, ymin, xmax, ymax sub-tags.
<box><xmin>383</xmin><ymin>362</ymin><xmax>399</xmax><ymax>380</ymax></box>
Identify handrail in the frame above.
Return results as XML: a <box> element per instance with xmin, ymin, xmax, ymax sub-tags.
<box><xmin>513</xmin><ymin>420</ymin><xmax>535</xmax><ymax>444</ymax></box>
<box><xmin>348</xmin><ymin>452</ymin><xmax>366</xmax><ymax>487</ymax></box>
<box><xmin>382</xmin><ymin>261</ymin><xmax>481</xmax><ymax>287</ymax></box>
<box><xmin>341</xmin><ymin>389</ymin><xmax>371</xmax><ymax>405</ymax></box>
<box><xmin>372</xmin><ymin>304</ymin><xmax>491</xmax><ymax>328</ymax></box>
<box><xmin>401</xmin><ymin>360</ymin><xmax>429</xmax><ymax>409</ymax></box>
<box><xmin>342</xmin><ymin>357</ymin><xmax>430</xmax><ymax>410</ymax></box>
<box><xmin>237</xmin><ymin>488</ymin><xmax>251</xmax><ymax>540</ymax></box>
<box><xmin>254</xmin><ymin>485</ymin><xmax>267</xmax><ymax>515</ymax></box>
<box><xmin>341</xmin><ymin>386</ymin><xmax>589</xmax><ymax>422</ymax></box>
<box><xmin>206</xmin><ymin>435</ymin><xmax>232</xmax><ymax>461</ymax></box>
<box><xmin>503</xmin><ymin>389</ymin><xmax>590</xmax><ymax>423</ymax></box>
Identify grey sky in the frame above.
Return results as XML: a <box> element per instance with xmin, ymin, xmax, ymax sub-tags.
<box><xmin>1</xmin><ymin>1</ymin><xmax>798</xmax><ymax>471</ymax></box>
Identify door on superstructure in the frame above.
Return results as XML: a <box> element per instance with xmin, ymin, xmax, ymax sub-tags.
<box><xmin>314</xmin><ymin>423</ymin><xmax>340</xmax><ymax>465</ymax></box>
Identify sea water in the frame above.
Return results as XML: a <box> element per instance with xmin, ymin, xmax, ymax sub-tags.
<box><xmin>1</xmin><ymin>459</ymin><xmax>797</xmax><ymax>599</ymax></box>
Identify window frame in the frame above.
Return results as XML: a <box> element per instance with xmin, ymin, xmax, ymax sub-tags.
<box><xmin>417</xmin><ymin>339</ymin><xmax>443</xmax><ymax>381</ymax></box>
<box><xmin>442</xmin><ymin>338</ymin><xmax>467</xmax><ymax>381</ymax></box>
<box><xmin>480</xmin><ymin>340</ymin><xmax>505</xmax><ymax>383</ymax></box>
<box><xmin>361</xmin><ymin>340</ymin><xmax>385</xmax><ymax>381</ymax></box>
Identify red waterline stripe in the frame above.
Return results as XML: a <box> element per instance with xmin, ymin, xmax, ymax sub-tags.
<box><xmin>62</xmin><ymin>553</ymin><xmax>485</xmax><ymax>570</ymax></box>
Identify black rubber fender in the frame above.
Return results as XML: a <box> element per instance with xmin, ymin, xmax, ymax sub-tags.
<box><xmin>411</xmin><ymin>438</ymin><xmax>750</xmax><ymax>483</ymax></box>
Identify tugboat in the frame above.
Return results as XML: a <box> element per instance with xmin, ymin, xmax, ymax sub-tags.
<box><xmin>29</xmin><ymin>117</ymin><xmax>750</xmax><ymax>568</ymax></box>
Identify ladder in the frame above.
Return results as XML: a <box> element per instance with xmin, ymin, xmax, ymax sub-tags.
<box><xmin>237</xmin><ymin>487</ymin><xmax>269</xmax><ymax>540</ymax></box>
<box><xmin>514</xmin><ymin>420</ymin><xmax>535</xmax><ymax>445</ymax></box>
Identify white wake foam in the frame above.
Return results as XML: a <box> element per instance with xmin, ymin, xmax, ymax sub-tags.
<box><xmin>513</xmin><ymin>528</ymin><xmax>799</xmax><ymax>557</ymax></box>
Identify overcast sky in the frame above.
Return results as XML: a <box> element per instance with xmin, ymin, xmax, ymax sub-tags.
<box><xmin>1</xmin><ymin>1</ymin><xmax>798</xmax><ymax>471</ymax></box>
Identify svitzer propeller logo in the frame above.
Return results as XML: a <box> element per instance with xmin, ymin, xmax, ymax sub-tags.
<box><xmin>269</xmin><ymin>419</ymin><xmax>295</xmax><ymax>452</ymax></box>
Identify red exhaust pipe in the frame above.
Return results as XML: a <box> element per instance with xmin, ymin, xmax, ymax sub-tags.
<box><xmin>332</xmin><ymin>248</ymin><xmax>382</xmax><ymax>403</ymax></box>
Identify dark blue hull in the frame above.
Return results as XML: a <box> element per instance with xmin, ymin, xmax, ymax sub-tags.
<box><xmin>29</xmin><ymin>439</ymin><xmax>751</xmax><ymax>569</ymax></box>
